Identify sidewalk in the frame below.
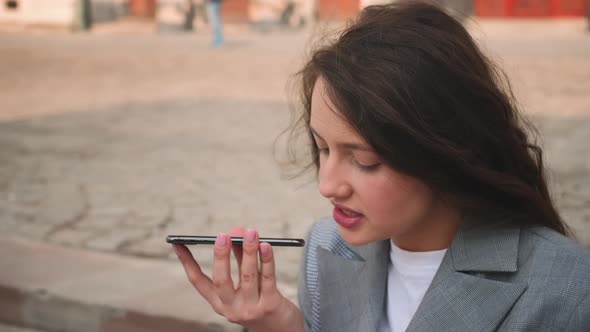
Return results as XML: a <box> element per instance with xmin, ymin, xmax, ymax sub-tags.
<box><xmin>0</xmin><ymin>237</ymin><xmax>295</xmax><ymax>332</ymax></box>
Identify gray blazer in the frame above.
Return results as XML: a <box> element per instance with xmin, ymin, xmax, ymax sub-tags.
<box><xmin>298</xmin><ymin>217</ymin><xmax>590</xmax><ymax>331</ymax></box>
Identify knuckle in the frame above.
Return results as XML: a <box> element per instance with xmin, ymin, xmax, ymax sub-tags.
<box><xmin>261</xmin><ymin>271</ymin><xmax>275</xmax><ymax>283</ymax></box>
<box><xmin>213</xmin><ymin>277</ymin><xmax>231</xmax><ymax>289</ymax></box>
<box><xmin>212</xmin><ymin>304</ymin><xmax>225</xmax><ymax>316</ymax></box>
<box><xmin>225</xmin><ymin>313</ymin><xmax>240</xmax><ymax>324</ymax></box>
<box><xmin>260</xmin><ymin>305</ymin><xmax>275</xmax><ymax>317</ymax></box>
<box><xmin>240</xmin><ymin>271</ymin><xmax>257</xmax><ymax>283</ymax></box>
<box><xmin>242</xmin><ymin>308</ymin><xmax>261</xmax><ymax>322</ymax></box>
<box><xmin>186</xmin><ymin>271</ymin><xmax>199</xmax><ymax>285</ymax></box>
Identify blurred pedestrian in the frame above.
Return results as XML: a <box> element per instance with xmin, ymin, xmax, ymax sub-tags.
<box><xmin>206</xmin><ymin>0</ymin><xmax>223</xmax><ymax>47</ymax></box>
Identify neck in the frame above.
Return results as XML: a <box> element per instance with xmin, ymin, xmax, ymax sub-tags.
<box><xmin>392</xmin><ymin>200</ymin><xmax>461</xmax><ymax>252</ymax></box>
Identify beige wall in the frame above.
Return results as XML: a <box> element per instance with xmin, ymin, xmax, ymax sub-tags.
<box><xmin>360</xmin><ymin>0</ymin><xmax>390</xmax><ymax>7</ymax></box>
<box><xmin>249</xmin><ymin>0</ymin><xmax>317</xmax><ymax>25</ymax></box>
<box><xmin>0</xmin><ymin>0</ymin><xmax>77</xmax><ymax>28</ymax></box>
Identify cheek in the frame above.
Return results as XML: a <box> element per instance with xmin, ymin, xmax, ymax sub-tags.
<box><xmin>361</xmin><ymin>175</ymin><xmax>434</xmax><ymax>219</ymax></box>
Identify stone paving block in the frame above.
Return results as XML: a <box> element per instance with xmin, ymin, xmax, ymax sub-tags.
<box><xmin>34</xmin><ymin>182</ymin><xmax>87</xmax><ymax>227</ymax></box>
<box><xmin>22</xmin><ymin>290</ymin><xmax>108</xmax><ymax>332</ymax></box>
<box><xmin>121</xmin><ymin>231</ymin><xmax>172</xmax><ymax>258</ymax></box>
<box><xmin>0</xmin><ymin>323</ymin><xmax>44</xmax><ymax>332</ymax></box>
<box><xmin>85</xmin><ymin>228</ymin><xmax>151</xmax><ymax>252</ymax></box>
<box><xmin>78</xmin><ymin>213</ymin><xmax>123</xmax><ymax>231</ymax></box>
<box><xmin>15</xmin><ymin>224</ymin><xmax>54</xmax><ymax>241</ymax></box>
<box><xmin>47</xmin><ymin>228</ymin><xmax>99</xmax><ymax>247</ymax></box>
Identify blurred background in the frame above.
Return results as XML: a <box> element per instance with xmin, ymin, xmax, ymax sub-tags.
<box><xmin>0</xmin><ymin>0</ymin><xmax>589</xmax><ymax>331</ymax></box>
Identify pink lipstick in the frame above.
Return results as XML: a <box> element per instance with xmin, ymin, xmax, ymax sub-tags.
<box><xmin>332</xmin><ymin>205</ymin><xmax>363</xmax><ymax>229</ymax></box>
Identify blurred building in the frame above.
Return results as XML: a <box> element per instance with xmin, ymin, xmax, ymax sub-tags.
<box><xmin>0</xmin><ymin>0</ymin><xmax>587</xmax><ymax>31</ymax></box>
<box><xmin>0</xmin><ymin>0</ymin><xmax>82</xmax><ymax>28</ymax></box>
<box><xmin>476</xmin><ymin>0</ymin><xmax>588</xmax><ymax>17</ymax></box>
<box><xmin>318</xmin><ymin>0</ymin><xmax>588</xmax><ymax>19</ymax></box>
<box><xmin>0</xmin><ymin>0</ymin><xmax>129</xmax><ymax>29</ymax></box>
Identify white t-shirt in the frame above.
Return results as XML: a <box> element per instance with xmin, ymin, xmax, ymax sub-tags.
<box><xmin>378</xmin><ymin>240</ymin><xmax>447</xmax><ymax>332</ymax></box>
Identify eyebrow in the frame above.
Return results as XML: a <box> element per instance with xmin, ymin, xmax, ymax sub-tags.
<box><xmin>310</xmin><ymin>127</ymin><xmax>375</xmax><ymax>152</ymax></box>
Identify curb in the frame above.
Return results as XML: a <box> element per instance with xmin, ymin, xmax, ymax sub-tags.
<box><xmin>0</xmin><ymin>285</ymin><xmax>229</xmax><ymax>332</ymax></box>
<box><xmin>0</xmin><ymin>237</ymin><xmax>244</xmax><ymax>332</ymax></box>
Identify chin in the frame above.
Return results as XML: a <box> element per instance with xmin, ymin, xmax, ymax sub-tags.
<box><xmin>338</xmin><ymin>228</ymin><xmax>373</xmax><ymax>246</ymax></box>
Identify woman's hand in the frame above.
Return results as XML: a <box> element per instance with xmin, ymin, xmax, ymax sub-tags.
<box><xmin>173</xmin><ymin>227</ymin><xmax>304</xmax><ymax>332</ymax></box>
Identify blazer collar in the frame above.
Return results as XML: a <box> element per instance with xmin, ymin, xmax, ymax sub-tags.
<box><xmin>316</xmin><ymin>216</ymin><xmax>527</xmax><ymax>332</ymax></box>
<box><xmin>317</xmin><ymin>237</ymin><xmax>389</xmax><ymax>332</ymax></box>
<box><xmin>407</xmin><ymin>216</ymin><xmax>528</xmax><ymax>331</ymax></box>
<box><xmin>449</xmin><ymin>215</ymin><xmax>520</xmax><ymax>273</ymax></box>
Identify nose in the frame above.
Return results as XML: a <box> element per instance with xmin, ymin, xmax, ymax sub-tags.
<box><xmin>318</xmin><ymin>156</ymin><xmax>352</xmax><ymax>199</ymax></box>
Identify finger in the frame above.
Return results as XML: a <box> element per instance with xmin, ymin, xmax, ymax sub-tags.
<box><xmin>211</xmin><ymin>233</ymin><xmax>235</xmax><ymax>304</ymax></box>
<box><xmin>259</xmin><ymin>242</ymin><xmax>278</xmax><ymax>295</ymax></box>
<box><xmin>229</xmin><ymin>226</ymin><xmax>245</xmax><ymax>270</ymax></box>
<box><xmin>238</xmin><ymin>228</ymin><xmax>260</xmax><ymax>304</ymax></box>
<box><xmin>173</xmin><ymin>244</ymin><xmax>219</xmax><ymax>305</ymax></box>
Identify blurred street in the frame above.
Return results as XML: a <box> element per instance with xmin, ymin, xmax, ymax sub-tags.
<box><xmin>1</xmin><ymin>17</ymin><xmax>589</xmax><ymax>331</ymax></box>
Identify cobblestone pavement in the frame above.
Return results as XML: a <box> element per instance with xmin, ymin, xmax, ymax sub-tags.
<box><xmin>1</xmin><ymin>19</ymin><xmax>589</xmax><ymax>285</ymax></box>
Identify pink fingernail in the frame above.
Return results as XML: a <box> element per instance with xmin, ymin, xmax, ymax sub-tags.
<box><xmin>216</xmin><ymin>233</ymin><xmax>227</xmax><ymax>248</ymax></box>
<box><xmin>245</xmin><ymin>229</ymin><xmax>256</xmax><ymax>244</ymax></box>
<box><xmin>260</xmin><ymin>243</ymin><xmax>270</xmax><ymax>257</ymax></box>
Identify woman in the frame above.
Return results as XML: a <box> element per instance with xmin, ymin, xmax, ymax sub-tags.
<box><xmin>172</xmin><ymin>2</ymin><xmax>590</xmax><ymax>331</ymax></box>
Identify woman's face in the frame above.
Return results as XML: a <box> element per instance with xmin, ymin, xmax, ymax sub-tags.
<box><xmin>309</xmin><ymin>78</ymin><xmax>459</xmax><ymax>251</ymax></box>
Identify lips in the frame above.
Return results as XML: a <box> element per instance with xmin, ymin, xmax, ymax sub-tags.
<box><xmin>332</xmin><ymin>205</ymin><xmax>363</xmax><ymax>229</ymax></box>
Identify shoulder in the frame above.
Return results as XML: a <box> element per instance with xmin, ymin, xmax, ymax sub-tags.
<box><xmin>517</xmin><ymin>226</ymin><xmax>590</xmax><ymax>290</ymax></box>
<box><xmin>519</xmin><ymin>226</ymin><xmax>590</xmax><ymax>278</ymax></box>
<box><xmin>503</xmin><ymin>226</ymin><xmax>590</xmax><ymax>329</ymax></box>
<box><xmin>520</xmin><ymin>226</ymin><xmax>590</xmax><ymax>297</ymax></box>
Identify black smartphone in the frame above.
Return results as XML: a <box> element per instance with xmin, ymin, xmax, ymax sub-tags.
<box><xmin>166</xmin><ymin>235</ymin><xmax>305</xmax><ymax>247</ymax></box>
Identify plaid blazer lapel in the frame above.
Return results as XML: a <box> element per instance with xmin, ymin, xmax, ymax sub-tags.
<box><xmin>406</xmin><ymin>220</ymin><xmax>528</xmax><ymax>332</ymax></box>
<box><xmin>317</xmin><ymin>240</ymin><xmax>389</xmax><ymax>332</ymax></box>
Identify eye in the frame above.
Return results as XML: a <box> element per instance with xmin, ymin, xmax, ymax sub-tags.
<box><xmin>351</xmin><ymin>158</ymin><xmax>380</xmax><ymax>172</ymax></box>
<box><xmin>318</xmin><ymin>147</ymin><xmax>329</xmax><ymax>154</ymax></box>
<box><xmin>315</xmin><ymin>141</ymin><xmax>329</xmax><ymax>155</ymax></box>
